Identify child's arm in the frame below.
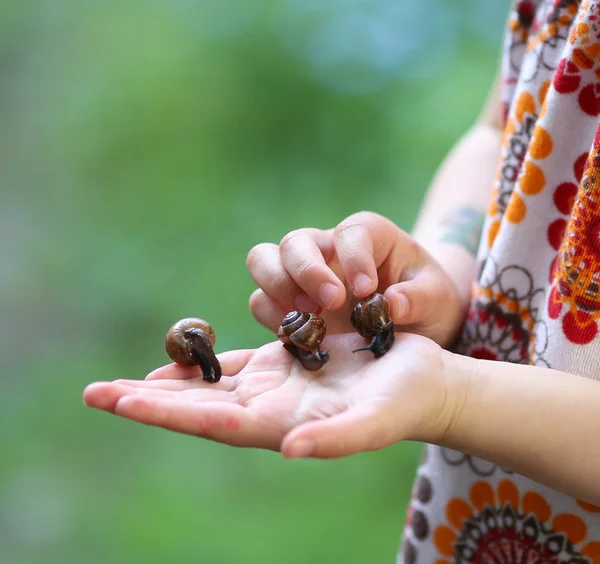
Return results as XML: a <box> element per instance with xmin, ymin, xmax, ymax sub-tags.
<box><xmin>276</xmin><ymin>345</ymin><xmax>600</xmax><ymax>506</ymax></box>
<box><xmin>83</xmin><ymin>331</ymin><xmax>600</xmax><ymax>506</ymax></box>
<box><xmin>435</xmin><ymin>353</ymin><xmax>600</xmax><ymax>505</ymax></box>
<box><xmin>85</xmin><ymin>72</ymin><xmax>600</xmax><ymax>505</ymax></box>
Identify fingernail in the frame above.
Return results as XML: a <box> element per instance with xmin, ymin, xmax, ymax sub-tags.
<box><xmin>318</xmin><ymin>283</ymin><xmax>339</xmax><ymax>309</ymax></box>
<box><xmin>286</xmin><ymin>438</ymin><xmax>314</xmax><ymax>459</ymax></box>
<box><xmin>396</xmin><ymin>292</ymin><xmax>409</xmax><ymax>320</ymax></box>
<box><xmin>352</xmin><ymin>273</ymin><xmax>373</xmax><ymax>296</ymax></box>
<box><xmin>295</xmin><ymin>294</ymin><xmax>318</xmax><ymax>312</ymax></box>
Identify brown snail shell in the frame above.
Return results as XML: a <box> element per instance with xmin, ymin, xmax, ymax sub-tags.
<box><xmin>278</xmin><ymin>311</ymin><xmax>329</xmax><ymax>371</ymax></box>
<box><xmin>165</xmin><ymin>318</ymin><xmax>221</xmax><ymax>383</ymax></box>
<box><xmin>350</xmin><ymin>293</ymin><xmax>394</xmax><ymax>358</ymax></box>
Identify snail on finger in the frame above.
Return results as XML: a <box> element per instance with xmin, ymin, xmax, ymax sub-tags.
<box><xmin>350</xmin><ymin>292</ymin><xmax>395</xmax><ymax>358</ymax></box>
<box><xmin>278</xmin><ymin>311</ymin><xmax>329</xmax><ymax>371</ymax></box>
<box><xmin>165</xmin><ymin>318</ymin><xmax>222</xmax><ymax>383</ymax></box>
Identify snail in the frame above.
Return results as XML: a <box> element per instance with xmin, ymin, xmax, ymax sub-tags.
<box><xmin>165</xmin><ymin>318</ymin><xmax>222</xmax><ymax>383</ymax></box>
<box><xmin>278</xmin><ymin>311</ymin><xmax>329</xmax><ymax>371</ymax></box>
<box><xmin>350</xmin><ymin>292</ymin><xmax>395</xmax><ymax>358</ymax></box>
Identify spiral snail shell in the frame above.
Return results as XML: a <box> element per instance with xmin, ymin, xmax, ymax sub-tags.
<box><xmin>165</xmin><ymin>318</ymin><xmax>222</xmax><ymax>383</ymax></box>
<box><xmin>350</xmin><ymin>292</ymin><xmax>395</xmax><ymax>358</ymax></box>
<box><xmin>278</xmin><ymin>311</ymin><xmax>329</xmax><ymax>371</ymax></box>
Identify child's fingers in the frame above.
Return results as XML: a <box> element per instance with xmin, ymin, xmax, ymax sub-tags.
<box><xmin>83</xmin><ymin>382</ymin><xmax>174</xmax><ymax>412</ymax></box>
<box><xmin>332</xmin><ymin>215</ymin><xmax>379</xmax><ymax>297</ymax></box>
<box><xmin>383</xmin><ymin>268</ymin><xmax>457</xmax><ymax>326</ymax></box>
<box><xmin>249</xmin><ymin>289</ymin><xmax>289</xmax><ymax>333</ymax></box>
<box><xmin>111</xmin><ymin>378</ymin><xmax>238</xmax><ymax>393</ymax></box>
<box><xmin>278</xmin><ymin>228</ymin><xmax>346</xmax><ymax>310</ymax></box>
<box><xmin>247</xmin><ymin>243</ymin><xmax>315</xmax><ymax>312</ymax></box>
<box><xmin>83</xmin><ymin>382</ymin><xmax>235</xmax><ymax>413</ymax></box>
<box><xmin>113</xmin><ymin>396</ymin><xmax>278</xmax><ymax>449</ymax></box>
<box><xmin>333</xmin><ymin>212</ymin><xmax>421</xmax><ymax>298</ymax></box>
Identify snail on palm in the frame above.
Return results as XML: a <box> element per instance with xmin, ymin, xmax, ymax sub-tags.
<box><xmin>278</xmin><ymin>311</ymin><xmax>329</xmax><ymax>371</ymax></box>
<box><xmin>165</xmin><ymin>318</ymin><xmax>222</xmax><ymax>383</ymax></box>
<box><xmin>350</xmin><ymin>292</ymin><xmax>395</xmax><ymax>358</ymax></box>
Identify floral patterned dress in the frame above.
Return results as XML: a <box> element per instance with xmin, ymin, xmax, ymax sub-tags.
<box><xmin>400</xmin><ymin>1</ymin><xmax>600</xmax><ymax>562</ymax></box>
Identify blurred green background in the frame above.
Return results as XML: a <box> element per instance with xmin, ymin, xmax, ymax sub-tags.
<box><xmin>1</xmin><ymin>1</ymin><xmax>507</xmax><ymax>562</ymax></box>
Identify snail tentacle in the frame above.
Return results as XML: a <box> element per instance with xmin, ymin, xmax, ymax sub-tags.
<box><xmin>351</xmin><ymin>320</ymin><xmax>395</xmax><ymax>358</ymax></box>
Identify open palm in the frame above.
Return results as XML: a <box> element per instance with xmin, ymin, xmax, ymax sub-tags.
<box><xmin>83</xmin><ymin>332</ymin><xmax>446</xmax><ymax>459</ymax></box>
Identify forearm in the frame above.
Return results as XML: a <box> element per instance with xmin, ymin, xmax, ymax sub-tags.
<box><xmin>438</xmin><ymin>352</ymin><xmax>600</xmax><ymax>505</ymax></box>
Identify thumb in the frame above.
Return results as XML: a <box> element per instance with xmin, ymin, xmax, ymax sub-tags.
<box><xmin>384</xmin><ymin>267</ymin><xmax>459</xmax><ymax>327</ymax></box>
<box><xmin>281</xmin><ymin>405</ymin><xmax>391</xmax><ymax>459</ymax></box>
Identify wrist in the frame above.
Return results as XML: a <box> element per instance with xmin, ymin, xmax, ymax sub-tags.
<box><xmin>425</xmin><ymin>349</ymin><xmax>478</xmax><ymax>446</ymax></box>
<box><xmin>404</xmin><ymin>345</ymin><xmax>477</xmax><ymax>446</ymax></box>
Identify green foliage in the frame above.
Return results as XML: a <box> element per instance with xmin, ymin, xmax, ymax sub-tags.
<box><xmin>1</xmin><ymin>0</ymin><xmax>506</xmax><ymax>562</ymax></box>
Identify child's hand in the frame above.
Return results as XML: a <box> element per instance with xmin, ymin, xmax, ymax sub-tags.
<box><xmin>246</xmin><ymin>212</ymin><xmax>465</xmax><ymax>346</ymax></box>
<box><xmin>83</xmin><ymin>333</ymin><xmax>459</xmax><ymax>458</ymax></box>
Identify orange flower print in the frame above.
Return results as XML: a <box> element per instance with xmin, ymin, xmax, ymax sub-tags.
<box><xmin>548</xmin><ymin>124</ymin><xmax>600</xmax><ymax>344</ymax></box>
<box><xmin>455</xmin><ymin>259</ymin><xmax>550</xmax><ymax>367</ymax></box>
<box><xmin>461</xmin><ymin>284</ymin><xmax>539</xmax><ymax>365</ymax></box>
<box><xmin>503</xmin><ymin>1</ymin><xmax>537</xmax><ymax>126</ymax></box>
<box><xmin>527</xmin><ymin>0</ymin><xmax>579</xmax><ymax>51</ymax></box>
<box><xmin>433</xmin><ymin>480</ymin><xmax>600</xmax><ymax>563</ymax></box>
<box><xmin>522</xmin><ymin>0</ymin><xmax>580</xmax><ymax>83</ymax></box>
<box><xmin>510</xmin><ymin>1</ymin><xmax>535</xmax><ymax>44</ymax></box>
<box><xmin>507</xmin><ymin>0</ymin><xmax>538</xmax><ymax>70</ymax></box>
<box><xmin>487</xmin><ymin>81</ymin><xmax>552</xmax><ymax>248</ymax></box>
<box><xmin>554</xmin><ymin>2</ymin><xmax>600</xmax><ymax>116</ymax></box>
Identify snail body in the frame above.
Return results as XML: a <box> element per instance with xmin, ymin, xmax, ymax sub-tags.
<box><xmin>165</xmin><ymin>318</ymin><xmax>222</xmax><ymax>383</ymax></box>
<box><xmin>278</xmin><ymin>311</ymin><xmax>329</xmax><ymax>371</ymax></box>
<box><xmin>350</xmin><ymin>293</ymin><xmax>395</xmax><ymax>358</ymax></box>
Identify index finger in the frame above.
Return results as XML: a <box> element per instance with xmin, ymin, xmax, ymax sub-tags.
<box><xmin>333</xmin><ymin>212</ymin><xmax>420</xmax><ymax>297</ymax></box>
<box><xmin>279</xmin><ymin>228</ymin><xmax>347</xmax><ymax>310</ymax></box>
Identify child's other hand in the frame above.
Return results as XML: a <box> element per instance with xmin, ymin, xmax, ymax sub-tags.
<box><xmin>246</xmin><ymin>212</ymin><xmax>465</xmax><ymax>347</ymax></box>
<box><xmin>83</xmin><ymin>332</ymin><xmax>459</xmax><ymax>458</ymax></box>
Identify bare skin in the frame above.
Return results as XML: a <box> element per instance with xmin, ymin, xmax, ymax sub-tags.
<box><xmin>84</xmin><ymin>333</ymin><xmax>449</xmax><ymax>458</ymax></box>
<box><xmin>245</xmin><ymin>77</ymin><xmax>503</xmax><ymax>348</ymax></box>
<box><xmin>247</xmin><ymin>213</ymin><xmax>466</xmax><ymax>348</ymax></box>
<box><xmin>83</xmin><ymin>72</ymin><xmax>600</xmax><ymax>505</ymax></box>
<box><xmin>83</xmin><ymin>330</ymin><xmax>600</xmax><ymax>504</ymax></box>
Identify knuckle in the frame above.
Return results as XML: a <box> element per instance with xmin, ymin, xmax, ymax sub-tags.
<box><xmin>279</xmin><ymin>229</ymin><xmax>305</xmax><ymax>251</ymax></box>
<box><xmin>248</xmin><ymin>289</ymin><xmax>264</xmax><ymax>312</ymax></box>
<box><xmin>295</xmin><ymin>260</ymin><xmax>322</xmax><ymax>283</ymax></box>
<box><xmin>271</xmin><ymin>272</ymin><xmax>292</xmax><ymax>294</ymax></box>
<box><xmin>341</xmin><ymin>246</ymin><xmax>365</xmax><ymax>266</ymax></box>
<box><xmin>334</xmin><ymin>210</ymin><xmax>386</xmax><ymax>239</ymax></box>
<box><xmin>246</xmin><ymin>243</ymin><xmax>269</xmax><ymax>269</ymax></box>
<box><xmin>334</xmin><ymin>218</ymin><xmax>367</xmax><ymax>238</ymax></box>
<box><xmin>356</xmin><ymin>210</ymin><xmax>383</xmax><ymax>223</ymax></box>
<box><xmin>343</xmin><ymin>211</ymin><xmax>383</xmax><ymax>228</ymax></box>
